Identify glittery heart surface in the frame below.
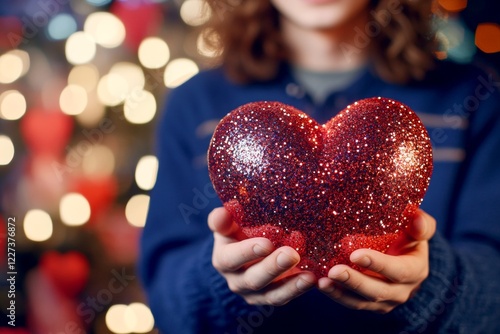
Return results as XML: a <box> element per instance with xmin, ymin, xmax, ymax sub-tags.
<box><xmin>208</xmin><ymin>97</ymin><xmax>433</xmax><ymax>277</ymax></box>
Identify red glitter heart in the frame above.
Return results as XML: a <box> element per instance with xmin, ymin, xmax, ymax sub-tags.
<box><xmin>208</xmin><ymin>97</ymin><xmax>433</xmax><ymax>277</ymax></box>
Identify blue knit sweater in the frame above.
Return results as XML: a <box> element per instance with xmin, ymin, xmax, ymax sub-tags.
<box><xmin>140</xmin><ymin>62</ymin><xmax>500</xmax><ymax>333</ymax></box>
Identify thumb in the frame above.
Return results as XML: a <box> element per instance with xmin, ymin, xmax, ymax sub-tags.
<box><xmin>388</xmin><ymin>209</ymin><xmax>436</xmax><ymax>254</ymax></box>
<box><xmin>208</xmin><ymin>207</ymin><xmax>246</xmax><ymax>240</ymax></box>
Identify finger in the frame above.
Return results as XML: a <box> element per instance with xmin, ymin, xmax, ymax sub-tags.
<box><xmin>350</xmin><ymin>248</ymin><xmax>428</xmax><ymax>284</ymax></box>
<box><xmin>327</xmin><ymin>266</ymin><xmax>409</xmax><ymax>305</ymax></box>
<box><xmin>234</xmin><ymin>246</ymin><xmax>300</xmax><ymax>293</ymax></box>
<box><xmin>246</xmin><ymin>272</ymin><xmax>316</xmax><ymax>306</ymax></box>
<box><xmin>213</xmin><ymin>237</ymin><xmax>274</xmax><ymax>272</ymax></box>
<box><xmin>388</xmin><ymin>210</ymin><xmax>436</xmax><ymax>253</ymax></box>
<box><xmin>405</xmin><ymin>209</ymin><xmax>436</xmax><ymax>242</ymax></box>
<box><xmin>208</xmin><ymin>207</ymin><xmax>233</xmax><ymax>234</ymax></box>
<box><xmin>318</xmin><ymin>277</ymin><xmax>397</xmax><ymax>314</ymax></box>
<box><xmin>208</xmin><ymin>207</ymin><xmax>247</xmax><ymax>240</ymax></box>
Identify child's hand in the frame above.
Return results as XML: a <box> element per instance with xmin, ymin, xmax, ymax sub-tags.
<box><xmin>208</xmin><ymin>207</ymin><xmax>317</xmax><ymax>306</ymax></box>
<box><xmin>318</xmin><ymin>210</ymin><xmax>437</xmax><ymax>313</ymax></box>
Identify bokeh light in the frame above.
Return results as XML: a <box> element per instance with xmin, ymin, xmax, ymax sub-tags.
<box><xmin>138</xmin><ymin>37</ymin><xmax>170</xmax><ymax>69</ymax></box>
<box><xmin>9</xmin><ymin>49</ymin><xmax>30</xmax><ymax>77</ymax></box>
<box><xmin>97</xmin><ymin>62</ymin><xmax>146</xmax><ymax>107</ymax></box>
<box><xmin>68</xmin><ymin>64</ymin><xmax>100</xmax><ymax>93</ymax></box>
<box><xmin>65</xmin><ymin>31</ymin><xmax>97</xmax><ymax>65</ymax></box>
<box><xmin>435</xmin><ymin>17</ymin><xmax>476</xmax><ymax>63</ymax></box>
<box><xmin>109</xmin><ymin>62</ymin><xmax>145</xmax><ymax>95</ymax></box>
<box><xmin>125</xmin><ymin>303</ymin><xmax>155</xmax><ymax>333</ymax></box>
<box><xmin>86</xmin><ymin>0</ymin><xmax>113</xmax><ymax>6</ymax></box>
<box><xmin>0</xmin><ymin>51</ymin><xmax>24</xmax><ymax>84</ymax></box>
<box><xmin>135</xmin><ymin>155</ymin><xmax>159</xmax><ymax>190</ymax></box>
<box><xmin>0</xmin><ymin>135</ymin><xmax>15</xmax><ymax>165</ymax></box>
<box><xmin>106</xmin><ymin>303</ymin><xmax>155</xmax><ymax>334</ymax></box>
<box><xmin>124</xmin><ymin>90</ymin><xmax>156</xmax><ymax>124</ymax></box>
<box><xmin>163</xmin><ymin>58</ymin><xmax>199</xmax><ymax>88</ymax></box>
<box><xmin>82</xmin><ymin>145</ymin><xmax>115</xmax><ymax>177</ymax></box>
<box><xmin>60</xmin><ymin>84</ymin><xmax>88</xmax><ymax>115</ymax></box>
<box><xmin>59</xmin><ymin>193</ymin><xmax>92</xmax><ymax>226</ymax></box>
<box><xmin>475</xmin><ymin>23</ymin><xmax>500</xmax><ymax>54</ymax></box>
<box><xmin>23</xmin><ymin>209</ymin><xmax>53</xmax><ymax>242</ymax></box>
<box><xmin>180</xmin><ymin>0</ymin><xmax>212</xmax><ymax>26</ymax></box>
<box><xmin>125</xmin><ymin>194</ymin><xmax>150</xmax><ymax>227</ymax></box>
<box><xmin>75</xmin><ymin>93</ymin><xmax>106</xmax><ymax>127</ymax></box>
<box><xmin>0</xmin><ymin>90</ymin><xmax>27</xmax><ymax>120</ymax></box>
<box><xmin>105</xmin><ymin>304</ymin><xmax>129</xmax><ymax>334</ymax></box>
<box><xmin>438</xmin><ymin>0</ymin><xmax>467</xmax><ymax>12</ymax></box>
<box><xmin>47</xmin><ymin>13</ymin><xmax>78</xmax><ymax>40</ymax></box>
<box><xmin>97</xmin><ymin>73</ymin><xmax>128</xmax><ymax>106</ymax></box>
<box><xmin>84</xmin><ymin>12</ymin><xmax>126</xmax><ymax>48</ymax></box>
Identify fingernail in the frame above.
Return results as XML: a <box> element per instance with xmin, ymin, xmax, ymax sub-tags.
<box><xmin>296</xmin><ymin>278</ymin><xmax>311</xmax><ymax>291</ymax></box>
<box><xmin>417</xmin><ymin>216</ymin><xmax>427</xmax><ymax>236</ymax></box>
<box><xmin>253</xmin><ymin>244</ymin><xmax>270</xmax><ymax>257</ymax></box>
<box><xmin>325</xmin><ymin>283</ymin><xmax>336</xmax><ymax>294</ymax></box>
<box><xmin>355</xmin><ymin>256</ymin><xmax>371</xmax><ymax>268</ymax></box>
<box><xmin>334</xmin><ymin>271</ymin><xmax>349</xmax><ymax>282</ymax></box>
<box><xmin>277</xmin><ymin>252</ymin><xmax>296</xmax><ymax>268</ymax></box>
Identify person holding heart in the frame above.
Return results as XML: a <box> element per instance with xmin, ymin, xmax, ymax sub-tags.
<box><xmin>140</xmin><ymin>0</ymin><xmax>500</xmax><ymax>333</ymax></box>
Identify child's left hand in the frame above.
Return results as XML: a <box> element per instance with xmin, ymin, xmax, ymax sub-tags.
<box><xmin>318</xmin><ymin>209</ymin><xmax>437</xmax><ymax>313</ymax></box>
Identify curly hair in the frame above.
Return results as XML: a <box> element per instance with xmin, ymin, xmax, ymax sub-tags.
<box><xmin>202</xmin><ymin>0</ymin><xmax>437</xmax><ymax>84</ymax></box>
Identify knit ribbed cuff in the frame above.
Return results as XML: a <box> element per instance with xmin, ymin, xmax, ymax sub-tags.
<box><xmin>392</xmin><ymin>232</ymin><xmax>460</xmax><ymax>333</ymax></box>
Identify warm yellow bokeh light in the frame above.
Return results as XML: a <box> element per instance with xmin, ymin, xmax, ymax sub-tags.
<box><xmin>60</xmin><ymin>84</ymin><xmax>88</xmax><ymax>115</ymax></box>
<box><xmin>110</xmin><ymin>62</ymin><xmax>145</xmax><ymax>95</ymax></box>
<box><xmin>0</xmin><ymin>135</ymin><xmax>15</xmax><ymax>165</ymax></box>
<box><xmin>97</xmin><ymin>73</ymin><xmax>128</xmax><ymax>106</ymax></box>
<box><xmin>105</xmin><ymin>304</ymin><xmax>129</xmax><ymax>334</ymax></box>
<box><xmin>9</xmin><ymin>49</ymin><xmax>30</xmax><ymax>76</ymax></box>
<box><xmin>68</xmin><ymin>64</ymin><xmax>100</xmax><ymax>93</ymax></box>
<box><xmin>59</xmin><ymin>193</ymin><xmax>91</xmax><ymax>226</ymax></box>
<box><xmin>106</xmin><ymin>303</ymin><xmax>154</xmax><ymax>334</ymax></box>
<box><xmin>135</xmin><ymin>155</ymin><xmax>159</xmax><ymax>191</ymax></box>
<box><xmin>164</xmin><ymin>58</ymin><xmax>199</xmax><ymax>88</ymax></box>
<box><xmin>82</xmin><ymin>145</ymin><xmax>115</xmax><ymax>177</ymax></box>
<box><xmin>138</xmin><ymin>37</ymin><xmax>170</xmax><ymax>69</ymax></box>
<box><xmin>125</xmin><ymin>303</ymin><xmax>155</xmax><ymax>333</ymax></box>
<box><xmin>65</xmin><ymin>31</ymin><xmax>97</xmax><ymax>65</ymax></box>
<box><xmin>84</xmin><ymin>12</ymin><xmax>126</xmax><ymax>48</ymax></box>
<box><xmin>97</xmin><ymin>62</ymin><xmax>146</xmax><ymax>107</ymax></box>
<box><xmin>0</xmin><ymin>52</ymin><xmax>24</xmax><ymax>84</ymax></box>
<box><xmin>124</xmin><ymin>90</ymin><xmax>156</xmax><ymax>124</ymax></box>
<box><xmin>180</xmin><ymin>0</ymin><xmax>212</xmax><ymax>26</ymax></box>
<box><xmin>23</xmin><ymin>209</ymin><xmax>53</xmax><ymax>242</ymax></box>
<box><xmin>0</xmin><ymin>90</ymin><xmax>27</xmax><ymax>120</ymax></box>
<box><xmin>75</xmin><ymin>93</ymin><xmax>106</xmax><ymax>127</ymax></box>
<box><xmin>125</xmin><ymin>194</ymin><xmax>150</xmax><ymax>227</ymax></box>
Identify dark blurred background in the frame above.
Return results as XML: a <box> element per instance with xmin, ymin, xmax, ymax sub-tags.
<box><xmin>0</xmin><ymin>0</ymin><xmax>499</xmax><ymax>333</ymax></box>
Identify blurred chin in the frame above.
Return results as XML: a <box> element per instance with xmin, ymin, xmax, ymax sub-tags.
<box><xmin>272</xmin><ymin>0</ymin><xmax>370</xmax><ymax>30</ymax></box>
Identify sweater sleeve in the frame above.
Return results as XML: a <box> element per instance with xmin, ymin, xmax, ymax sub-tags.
<box><xmin>138</xmin><ymin>85</ymin><xmax>256</xmax><ymax>333</ymax></box>
<box><xmin>394</xmin><ymin>79</ymin><xmax>500</xmax><ymax>333</ymax></box>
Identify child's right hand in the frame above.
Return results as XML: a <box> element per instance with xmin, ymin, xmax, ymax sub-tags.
<box><xmin>208</xmin><ymin>207</ymin><xmax>317</xmax><ymax>306</ymax></box>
